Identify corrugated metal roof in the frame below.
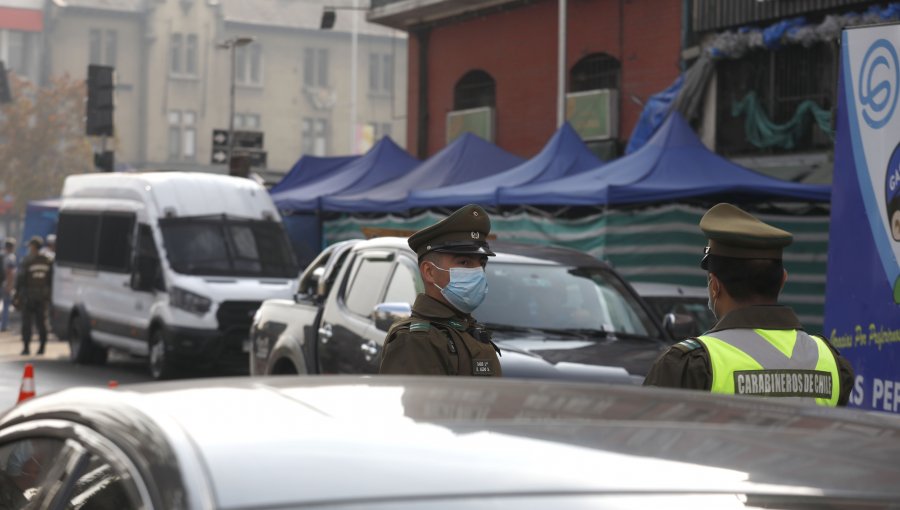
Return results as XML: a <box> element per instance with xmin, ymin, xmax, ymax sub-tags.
<box><xmin>692</xmin><ymin>0</ymin><xmax>876</xmax><ymax>32</ymax></box>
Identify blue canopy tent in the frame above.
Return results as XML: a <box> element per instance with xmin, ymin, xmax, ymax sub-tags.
<box><xmin>270</xmin><ymin>137</ymin><xmax>418</xmax><ymax>265</ymax></box>
<box><xmin>406</xmin><ymin>123</ymin><xmax>603</xmax><ymax>208</ymax></box>
<box><xmin>498</xmin><ymin>112</ymin><xmax>830</xmax><ymax>206</ymax></box>
<box><xmin>269</xmin><ymin>154</ymin><xmax>360</xmax><ymax>195</ymax></box>
<box><xmin>322</xmin><ymin>133</ymin><xmax>524</xmax><ymax>213</ymax></box>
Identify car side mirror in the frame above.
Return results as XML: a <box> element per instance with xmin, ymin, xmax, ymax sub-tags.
<box><xmin>297</xmin><ymin>267</ymin><xmax>325</xmax><ymax>302</ymax></box>
<box><xmin>663</xmin><ymin>313</ymin><xmax>698</xmax><ymax>340</ymax></box>
<box><xmin>373</xmin><ymin>302</ymin><xmax>412</xmax><ymax>332</ymax></box>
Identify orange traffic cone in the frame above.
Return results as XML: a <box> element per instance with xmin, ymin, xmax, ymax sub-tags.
<box><xmin>108</xmin><ymin>380</ymin><xmax>118</xmax><ymax>389</ymax></box>
<box><xmin>17</xmin><ymin>363</ymin><xmax>36</xmax><ymax>404</ymax></box>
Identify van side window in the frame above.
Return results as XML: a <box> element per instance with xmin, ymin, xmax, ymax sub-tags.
<box><xmin>97</xmin><ymin>213</ymin><xmax>136</xmax><ymax>273</ymax></box>
<box><xmin>56</xmin><ymin>212</ymin><xmax>101</xmax><ymax>268</ymax></box>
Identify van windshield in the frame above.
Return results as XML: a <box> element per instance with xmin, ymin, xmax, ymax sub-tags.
<box><xmin>160</xmin><ymin>216</ymin><xmax>297</xmax><ymax>277</ymax></box>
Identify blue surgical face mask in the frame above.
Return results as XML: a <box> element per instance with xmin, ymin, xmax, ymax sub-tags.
<box><xmin>430</xmin><ymin>263</ymin><xmax>488</xmax><ymax>314</ymax></box>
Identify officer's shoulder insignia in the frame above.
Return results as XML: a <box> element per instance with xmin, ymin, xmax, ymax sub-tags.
<box><xmin>447</xmin><ymin>319</ymin><xmax>465</xmax><ymax>331</ymax></box>
<box><xmin>409</xmin><ymin>320</ymin><xmax>431</xmax><ymax>333</ymax></box>
<box><xmin>672</xmin><ymin>338</ymin><xmax>703</xmax><ymax>353</ymax></box>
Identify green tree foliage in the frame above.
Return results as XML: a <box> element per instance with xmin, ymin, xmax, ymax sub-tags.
<box><xmin>0</xmin><ymin>73</ymin><xmax>93</xmax><ymax>215</ymax></box>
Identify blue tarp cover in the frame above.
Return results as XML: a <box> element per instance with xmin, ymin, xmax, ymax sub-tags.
<box><xmin>269</xmin><ymin>154</ymin><xmax>360</xmax><ymax>195</ymax></box>
<box><xmin>498</xmin><ymin>112</ymin><xmax>830</xmax><ymax>206</ymax></box>
<box><xmin>19</xmin><ymin>199</ymin><xmax>60</xmax><ymax>259</ymax></box>
<box><xmin>322</xmin><ymin>133</ymin><xmax>524</xmax><ymax>213</ymax></box>
<box><xmin>406</xmin><ymin>123</ymin><xmax>602</xmax><ymax>208</ymax></box>
<box><xmin>270</xmin><ymin>137</ymin><xmax>418</xmax><ymax>212</ymax></box>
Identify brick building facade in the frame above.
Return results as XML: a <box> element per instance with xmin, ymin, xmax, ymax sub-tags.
<box><xmin>371</xmin><ymin>0</ymin><xmax>683</xmax><ymax>159</ymax></box>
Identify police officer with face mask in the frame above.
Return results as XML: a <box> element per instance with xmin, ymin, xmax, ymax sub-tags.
<box><xmin>379</xmin><ymin>204</ymin><xmax>502</xmax><ymax>376</ymax></box>
<box><xmin>643</xmin><ymin>203</ymin><xmax>853</xmax><ymax>406</ymax></box>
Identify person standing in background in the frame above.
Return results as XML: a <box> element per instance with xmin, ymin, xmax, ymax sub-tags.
<box><xmin>16</xmin><ymin>237</ymin><xmax>52</xmax><ymax>355</ymax></box>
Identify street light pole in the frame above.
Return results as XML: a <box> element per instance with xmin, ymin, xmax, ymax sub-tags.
<box><xmin>557</xmin><ymin>0</ymin><xmax>567</xmax><ymax>127</ymax></box>
<box><xmin>218</xmin><ymin>36</ymin><xmax>254</xmax><ymax>166</ymax></box>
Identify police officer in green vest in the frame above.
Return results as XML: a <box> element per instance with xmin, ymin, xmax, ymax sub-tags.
<box><xmin>379</xmin><ymin>204</ymin><xmax>502</xmax><ymax>376</ymax></box>
<box><xmin>643</xmin><ymin>203</ymin><xmax>854</xmax><ymax>406</ymax></box>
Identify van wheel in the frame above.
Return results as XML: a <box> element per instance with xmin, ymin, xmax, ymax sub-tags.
<box><xmin>149</xmin><ymin>328</ymin><xmax>179</xmax><ymax>380</ymax></box>
<box><xmin>69</xmin><ymin>316</ymin><xmax>108</xmax><ymax>365</ymax></box>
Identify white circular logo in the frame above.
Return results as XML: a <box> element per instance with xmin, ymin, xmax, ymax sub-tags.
<box><xmin>859</xmin><ymin>39</ymin><xmax>900</xmax><ymax>130</ymax></box>
<box><xmin>471</xmin><ymin>232</ymin><xmax>479</xmax><ymax>239</ymax></box>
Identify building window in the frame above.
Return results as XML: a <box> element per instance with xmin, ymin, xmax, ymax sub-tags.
<box><xmin>453</xmin><ymin>70</ymin><xmax>495</xmax><ymax>110</ymax></box>
<box><xmin>170</xmin><ymin>34</ymin><xmax>182</xmax><ymax>74</ymax></box>
<box><xmin>89</xmin><ymin>29</ymin><xmax>117</xmax><ymax>66</ymax></box>
<box><xmin>303</xmin><ymin>47</ymin><xmax>328</xmax><ymax>87</ymax></box>
<box><xmin>569</xmin><ymin>53</ymin><xmax>619</xmax><ymax>93</ymax></box>
<box><xmin>715</xmin><ymin>43</ymin><xmax>836</xmax><ymax>155</ymax></box>
<box><xmin>236</xmin><ymin>42</ymin><xmax>263</xmax><ymax>85</ymax></box>
<box><xmin>170</xmin><ymin>32</ymin><xmax>198</xmax><ymax>77</ymax></box>
<box><xmin>185</xmin><ymin>34</ymin><xmax>197</xmax><ymax>75</ymax></box>
<box><xmin>368</xmin><ymin>53</ymin><xmax>394</xmax><ymax>94</ymax></box>
<box><xmin>234</xmin><ymin>113</ymin><xmax>261</xmax><ymax>130</ymax></box>
<box><xmin>370</xmin><ymin>121</ymin><xmax>392</xmax><ymax>140</ymax></box>
<box><xmin>168</xmin><ymin>110</ymin><xmax>196</xmax><ymax>160</ymax></box>
<box><xmin>302</xmin><ymin>118</ymin><xmax>328</xmax><ymax>156</ymax></box>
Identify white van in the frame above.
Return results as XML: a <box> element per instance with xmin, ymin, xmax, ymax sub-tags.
<box><xmin>51</xmin><ymin>172</ymin><xmax>298</xmax><ymax>379</ymax></box>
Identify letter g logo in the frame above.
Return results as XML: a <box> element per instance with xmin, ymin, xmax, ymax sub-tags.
<box><xmin>859</xmin><ymin>39</ymin><xmax>900</xmax><ymax>129</ymax></box>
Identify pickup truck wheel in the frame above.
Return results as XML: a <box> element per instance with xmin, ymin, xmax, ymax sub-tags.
<box><xmin>149</xmin><ymin>328</ymin><xmax>179</xmax><ymax>380</ymax></box>
<box><xmin>69</xmin><ymin>316</ymin><xmax>107</xmax><ymax>365</ymax></box>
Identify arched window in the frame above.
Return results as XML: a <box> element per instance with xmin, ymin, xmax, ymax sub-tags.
<box><xmin>569</xmin><ymin>53</ymin><xmax>620</xmax><ymax>93</ymax></box>
<box><xmin>453</xmin><ymin>70</ymin><xmax>496</xmax><ymax>110</ymax></box>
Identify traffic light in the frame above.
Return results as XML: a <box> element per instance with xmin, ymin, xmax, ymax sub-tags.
<box><xmin>86</xmin><ymin>64</ymin><xmax>115</xmax><ymax>136</ymax></box>
<box><xmin>94</xmin><ymin>151</ymin><xmax>114</xmax><ymax>172</ymax></box>
<box><xmin>0</xmin><ymin>61</ymin><xmax>11</xmax><ymax>104</ymax></box>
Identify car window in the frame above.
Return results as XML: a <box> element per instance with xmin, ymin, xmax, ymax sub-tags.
<box><xmin>476</xmin><ymin>263</ymin><xmax>657</xmax><ymax>336</ymax></box>
<box><xmin>383</xmin><ymin>261</ymin><xmax>419</xmax><ymax>305</ymax></box>
<box><xmin>344</xmin><ymin>255</ymin><xmax>393</xmax><ymax>317</ymax></box>
<box><xmin>0</xmin><ymin>437</ymin><xmax>67</xmax><ymax>504</ymax></box>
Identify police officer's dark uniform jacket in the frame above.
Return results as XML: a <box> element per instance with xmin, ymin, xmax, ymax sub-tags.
<box><xmin>379</xmin><ymin>204</ymin><xmax>502</xmax><ymax>377</ymax></box>
<box><xmin>17</xmin><ymin>238</ymin><xmax>52</xmax><ymax>354</ymax></box>
<box><xmin>643</xmin><ymin>203</ymin><xmax>854</xmax><ymax>406</ymax></box>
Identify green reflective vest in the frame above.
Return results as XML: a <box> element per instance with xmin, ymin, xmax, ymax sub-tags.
<box><xmin>696</xmin><ymin>329</ymin><xmax>840</xmax><ymax>407</ymax></box>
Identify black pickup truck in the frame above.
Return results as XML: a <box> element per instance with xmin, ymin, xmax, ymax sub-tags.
<box><xmin>248</xmin><ymin>237</ymin><xmax>695</xmax><ymax>383</ymax></box>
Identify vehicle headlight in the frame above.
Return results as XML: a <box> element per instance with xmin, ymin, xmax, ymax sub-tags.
<box><xmin>170</xmin><ymin>286</ymin><xmax>212</xmax><ymax>315</ymax></box>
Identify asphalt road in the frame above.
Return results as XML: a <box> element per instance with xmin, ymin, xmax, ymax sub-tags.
<box><xmin>0</xmin><ymin>315</ymin><xmax>153</xmax><ymax>413</ymax></box>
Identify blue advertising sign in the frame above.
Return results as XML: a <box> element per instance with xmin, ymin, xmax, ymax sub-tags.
<box><xmin>825</xmin><ymin>24</ymin><xmax>900</xmax><ymax>413</ymax></box>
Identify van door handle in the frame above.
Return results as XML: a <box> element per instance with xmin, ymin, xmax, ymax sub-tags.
<box><xmin>318</xmin><ymin>323</ymin><xmax>333</xmax><ymax>343</ymax></box>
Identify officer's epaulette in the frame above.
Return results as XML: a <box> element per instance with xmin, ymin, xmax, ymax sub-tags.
<box><xmin>672</xmin><ymin>338</ymin><xmax>703</xmax><ymax>353</ymax></box>
<box><xmin>408</xmin><ymin>320</ymin><xmax>431</xmax><ymax>332</ymax></box>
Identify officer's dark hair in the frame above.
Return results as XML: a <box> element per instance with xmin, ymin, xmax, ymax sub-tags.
<box><xmin>708</xmin><ymin>255</ymin><xmax>783</xmax><ymax>302</ymax></box>
<box><xmin>3</xmin><ymin>240</ymin><xmax>13</xmax><ymax>250</ymax></box>
<box><xmin>419</xmin><ymin>251</ymin><xmax>443</xmax><ymax>266</ymax></box>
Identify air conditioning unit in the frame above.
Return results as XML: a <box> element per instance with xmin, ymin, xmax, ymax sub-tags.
<box><xmin>446</xmin><ymin>106</ymin><xmax>494</xmax><ymax>144</ymax></box>
<box><xmin>566</xmin><ymin>89</ymin><xmax>618</xmax><ymax>141</ymax></box>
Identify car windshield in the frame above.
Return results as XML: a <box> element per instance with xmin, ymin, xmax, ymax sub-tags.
<box><xmin>475</xmin><ymin>263</ymin><xmax>657</xmax><ymax>337</ymax></box>
<box><xmin>160</xmin><ymin>216</ymin><xmax>297</xmax><ymax>277</ymax></box>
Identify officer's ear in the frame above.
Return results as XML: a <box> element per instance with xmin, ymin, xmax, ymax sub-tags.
<box><xmin>420</xmin><ymin>257</ymin><xmax>437</xmax><ymax>285</ymax></box>
<box><xmin>780</xmin><ymin>269</ymin><xmax>788</xmax><ymax>292</ymax></box>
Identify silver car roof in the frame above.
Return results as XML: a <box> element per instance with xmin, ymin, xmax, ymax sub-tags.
<box><xmin>3</xmin><ymin>377</ymin><xmax>900</xmax><ymax>508</ymax></box>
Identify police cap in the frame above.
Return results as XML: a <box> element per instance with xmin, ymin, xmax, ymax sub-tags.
<box><xmin>699</xmin><ymin>203</ymin><xmax>792</xmax><ymax>270</ymax></box>
<box><xmin>408</xmin><ymin>204</ymin><xmax>495</xmax><ymax>259</ymax></box>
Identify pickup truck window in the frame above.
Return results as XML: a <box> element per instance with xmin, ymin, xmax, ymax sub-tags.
<box><xmin>476</xmin><ymin>264</ymin><xmax>657</xmax><ymax>337</ymax></box>
<box><xmin>344</xmin><ymin>257</ymin><xmax>393</xmax><ymax>317</ymax></box>
<box><xmin>383</xmin><ymin>262</ymin><xmax>418</xmax><ymax>304</ymax></box>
